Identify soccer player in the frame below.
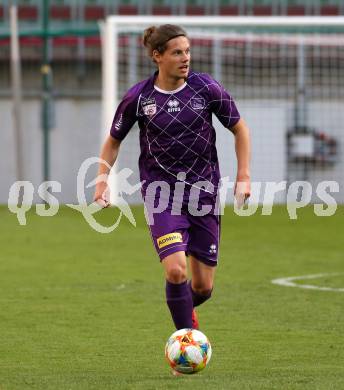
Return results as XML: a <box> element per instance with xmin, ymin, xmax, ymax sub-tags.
<box><xmin>94</xmin><ymin>24</ymin><xmax>251</xmax><ymax>331</ymax></box>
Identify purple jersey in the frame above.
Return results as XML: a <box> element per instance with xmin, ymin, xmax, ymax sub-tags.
<box><xmin>110</xmin><ymin>71</ymin><xmax>240</xmax><ymax>194</ymax></box>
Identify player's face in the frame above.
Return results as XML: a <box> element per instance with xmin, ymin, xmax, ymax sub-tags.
<box><xmin>154</xmin><ymin>36</ymin><xmax>191</xmax><ymax>80</ymax></box>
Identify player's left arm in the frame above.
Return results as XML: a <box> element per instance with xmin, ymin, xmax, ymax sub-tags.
<box><xmin>205</xmin><ymin>75</ymin><xmax>251</xmax><ymax>204</ymax></box>
<box><xmin>230</xmin><ymin>118</ymin><xmax>251</xmax><ymax>206</ymax></box>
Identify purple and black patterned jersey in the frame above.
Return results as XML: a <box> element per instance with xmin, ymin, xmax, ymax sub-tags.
<box><xmin>110</xmin><ymin>71</ymin><xmax>240</xmax><ymax>193</ymax></box>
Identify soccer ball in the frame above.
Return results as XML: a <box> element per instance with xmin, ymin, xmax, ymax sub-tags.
<box><xmin>165</xmin><ymin>328</ymin><xmax>212</xmax><ymax>374</ymax></box>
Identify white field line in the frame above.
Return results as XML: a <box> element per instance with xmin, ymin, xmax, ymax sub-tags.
<box><xmin>271</xmin><ymin>273</ymin><xmax>344</xmax><ymax>292</ymax></box>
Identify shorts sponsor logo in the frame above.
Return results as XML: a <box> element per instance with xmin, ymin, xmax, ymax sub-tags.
<box><xmin>157</xmin><ymin>232</ymin><xmax>183</xmax><ymax>249</ymax></box>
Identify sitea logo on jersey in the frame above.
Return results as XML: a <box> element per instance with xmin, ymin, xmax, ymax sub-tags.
<box><xmin>167</xmin><ymin>99</ymin><xmax>180</xmax><ymax>113</ymax></box>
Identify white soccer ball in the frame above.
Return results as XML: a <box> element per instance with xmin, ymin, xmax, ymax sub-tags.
<box><xmin>165</xmin><ymin>328</ymin><xmax>212</xmax><ymax>374</ymax></box>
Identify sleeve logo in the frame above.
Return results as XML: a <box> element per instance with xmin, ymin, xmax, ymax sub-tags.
<box><xmin>114</xmin><ymin>113</ymin><xmax>123</xmax><ymax>130</ymax></box>
<box><xmin>157</xmin><ymin>232</ymin><xmax>183</xmax><ymax>249</ymax></box>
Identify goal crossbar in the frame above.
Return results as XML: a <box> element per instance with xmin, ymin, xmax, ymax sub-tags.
<box><xmin>107</xmin><ymin>15</ymin><xmax>344</xmax><ymax>27</ymax></box>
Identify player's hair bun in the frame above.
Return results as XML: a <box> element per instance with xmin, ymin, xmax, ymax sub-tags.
<box><xmin>142</xmin><ymin>24</ymin><xmax>188</xmax><ymax>60</ymax></box>
<box><xmin>143</xmin><ymin>26</ymin><xmax>157</xmax><ymax>48</ymax></box>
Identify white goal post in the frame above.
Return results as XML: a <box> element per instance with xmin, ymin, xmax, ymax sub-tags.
<box><xmin>101</xmin><ymin>16</ymin><xmax>344</xmax><ymax>205</ymax></box>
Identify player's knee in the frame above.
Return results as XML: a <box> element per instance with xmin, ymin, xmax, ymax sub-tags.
<box><xmin>166</xmin><ymin>264</ymin><xmax>187</xmax><ymax>284</ymax></box>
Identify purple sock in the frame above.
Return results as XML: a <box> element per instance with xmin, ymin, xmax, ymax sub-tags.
<box><xmin>166</xmin><ymin>280</ymin><xmax>193</xmax><ymax>330</ymax></box>
<box><xmin>188</xmin><ymin>281</ymin><xmax>212</xmax><ymax>307</ymax></box>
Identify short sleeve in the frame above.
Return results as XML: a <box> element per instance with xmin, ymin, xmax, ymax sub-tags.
<box><xmin>110</xmin><ymin>90</ymin><xmax>138</xmax><ymax>141</ymax></box>
<box><xmin>208</xmin><ymin>78</ymin><xmax>240</xmax><ymax>129</ymax></box>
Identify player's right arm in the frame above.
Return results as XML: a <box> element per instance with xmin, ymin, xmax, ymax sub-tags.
<box><xmin>93</xmin><ymin>82</ymin><xmax>143</xmax><ymax>206</ymax></box>
<box><xmin>93</xmin><ymin>135</ymin><xmax>121</xmax><ymax>207</ymax></box>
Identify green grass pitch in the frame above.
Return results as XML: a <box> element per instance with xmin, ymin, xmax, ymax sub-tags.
<box><xmin>0</xmin><ymin>205</ymin><xmax>343</xmax><ymax>389</ymax></box>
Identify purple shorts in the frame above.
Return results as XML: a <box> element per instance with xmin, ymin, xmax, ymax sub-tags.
<box><xmin>146</xmin><ymin>208</ymin><xmax>220</xmax><ymax>267</ymax></box>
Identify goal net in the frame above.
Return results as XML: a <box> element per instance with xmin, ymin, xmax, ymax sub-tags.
<box><xmin>101</xmin><ymin>16</ymin><xmax>344</xmax><ymax>205</ymax></box>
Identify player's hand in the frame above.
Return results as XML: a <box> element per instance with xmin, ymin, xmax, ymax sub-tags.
<box><xmin>234</xmin><ymin>178</ymin><xmax>251</xmax><ymax>209</ymax></box>
<box><xmin>93</xmin><ymin>178</ymin><xmax>110</xmax><ymax>208</ymax></box>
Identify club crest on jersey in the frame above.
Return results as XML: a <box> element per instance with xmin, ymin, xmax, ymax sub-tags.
<box><xmin>141</xmin><ymin>98</ymin><xmax>157</xmax><ymax>117</ymax></box>
<box><xmin>191</xmin><ymin>98</ymin><xmax>205</xmax><ymax>110</ymax></box>
<box><xmin>167</xmin><ymin>99</ymin><xmax>181</xmax><ymax>113</ymax></box>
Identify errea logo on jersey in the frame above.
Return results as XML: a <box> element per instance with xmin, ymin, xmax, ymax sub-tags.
<box><xmin>167</xmin><ymin>99</ymin><xmax>181</xmax><ymax>113</ymax></box>
<box><xmin>157</xmin><ymin>232</ymin><xmax>183</xmax><ymax>249</ymax></box>
<box><xmin>209</xmin><ymin>244</ymin><xmax>217</xmax><ymax>254</ymax></box>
